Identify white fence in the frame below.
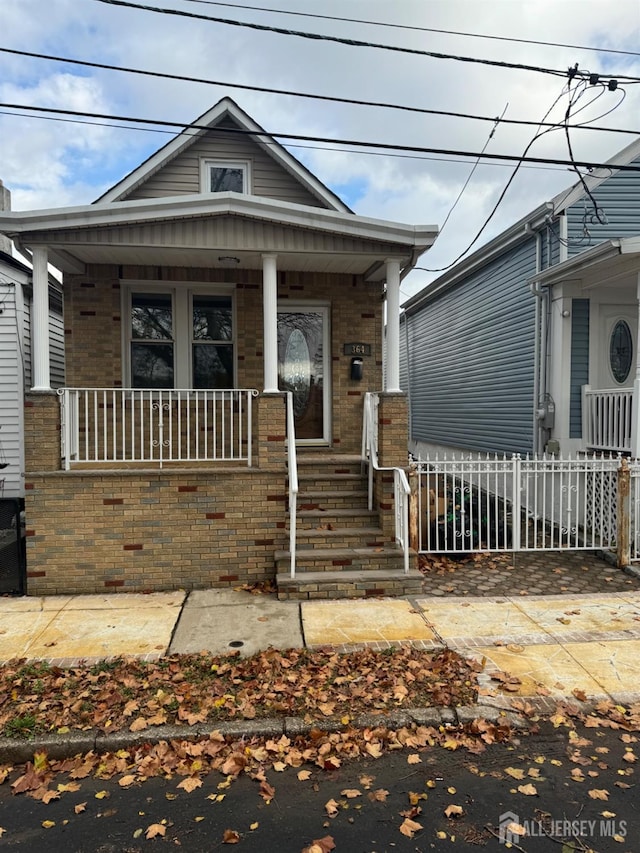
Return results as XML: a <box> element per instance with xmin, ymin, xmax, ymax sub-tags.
<box><xmin>414</xmin><ymin>453</ymin><xmax>626</xmax><ymax>556</ymax></box>
<box><xmin>583</xmin><ymin>387</ymin><xmax>632</xmax><ymax>453</ymax></box>
<box><xmin>59</xmin><ymin>388</ymin><xmax>258</xmax><ymax>468</ymax></box>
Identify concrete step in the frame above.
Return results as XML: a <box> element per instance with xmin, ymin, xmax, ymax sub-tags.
<box><xmin>276</xmin><ymin>568</ymin><xmax>424</xmax><ymax>601</ymax></box>
<box><xmin>294</xmin><ymin>526</ymin><xmax>388</xmax><ymax>549</ymax></box>
<box><xmin>274</xmin><ymin>545</ymin><xmax>408</xmax><ymax>574</ymax></box>
<box><xmin>297</xmin><ymin>508</ymin><xmax>379</xmax><ymax>529</ymax></box>
<box><xmin>296</xmin><ymin>489</ymin><xmax>369</xmax><ymax>510</ymax></box>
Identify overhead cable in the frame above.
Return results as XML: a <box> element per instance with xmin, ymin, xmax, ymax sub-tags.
<box><xmin>92</xmin><ymin>0</ymin><xmax>581</xmax><ymax>81</ymax></box>
<box><xmin>180</xmin><ymin>0</ymin><xmax>640</xmax><ymax>58</ymax></box>
<box><xmin>1</xmin><ymin>46</ymin><xmax>638</xmax><ymax>137</ymax></box>
<box><xmin>2</xmin><ymin>101</ymin><xmax>640</xmax><ymax>172</ymax></box>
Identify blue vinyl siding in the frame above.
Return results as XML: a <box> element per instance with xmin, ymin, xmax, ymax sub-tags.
<box><xmin>566</xmin><ymin>158</ymin><xmax>640</xmax><ymax>255</ymax></box>
<box><xmin>570</xmin><ymin>299</ymin><xmax>589</xmax><ymax>438</ymax></box>
<box><xmin>404</xmin><ymin>238</ymin><xmax>537</xmax><ymax>455</ymax></box>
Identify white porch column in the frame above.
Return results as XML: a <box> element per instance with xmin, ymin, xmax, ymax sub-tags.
<box><xmin>631</xmin><ymin>272</ymin><xmax>640</xmax><ymax>457</ymax></box>
<box><xmin>262</xmin><ymin>253</ymin><xmax>279</xmax><ymax>393</ymax></box>
<box><xmin>31</xmin><ymin>246</ymin><xmax>51</xmax><ymax>391</ymax></box>
<box><xmin>384</xmin><ymin>258</ymin><xmax>401</xmax><ymax>393</ymax></box>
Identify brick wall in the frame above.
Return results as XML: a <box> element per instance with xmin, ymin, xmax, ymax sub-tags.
<box><xmin>24</xmin><ymin>469</ymin><xmax>287</xmax><ymax>595</ymax></box>
<box><xmin>24</xmin><ymin>391</ymin><xmax>60</xmax><ymax>471</ymax></box>
<box><xmin>375</xmin><ymin>393</ymin><xmax>410</xmax><ymax>540</ymax></box>
<box><xmin>64</xmin><ymin>265</ymin><xmax>384</xmax><ymax>454</ymax></box>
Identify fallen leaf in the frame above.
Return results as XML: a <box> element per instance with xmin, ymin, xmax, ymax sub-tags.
<box><xmin>340</xmin><ymin>789</ymin><xmax>361</xmax><ymax>799</ymax></box>
<box><xmin>302</xmin><ymin>836</ymin><xmax>336</xmax><ymax>853</ymax></box>
<box><xmin>146</xmin><ymin>824</ymin><xmax>166</xmax><ymax>839</ymax></box>
<box><xmin>518</xmin><ymin>784</ymin><xmax>538</xmax><ymax>796</ymax></box>
<box><xmin>222</xmin><ymin>828</ymin><xmax>240</xmax><ymax>844</ymax></box>
<box><xmin>298</xmin><ymin>770</ymin><xmax>312</xmax><ymax>781</ymax></box>
<box><xmin>444</xmin><ymin>804</ymin><xmax>464</xmax><ymax>818</ymax></box>
<box><xmin>325</xmin><ymin>799</ymin><xmax>340</xmax><ymax>818</ymax></box>
<box><xmin>407</xmin><ymin>754</ymin><xmax>421</xmax><ymax>765</ymax></box>
<box><xmin>177</xmin><ymin>777</ymin><xmax>202</xmax><ymax>793</ymax></box>
<box><xmin>74</xmin><ymin>803</ymin><xmax>86</xmax><ymax>815</ymax></box>
<box><xmin>589</xmin><ymin>789</ymin><xmax>609</xmax><ymax>800</ymax></box>
<box><xmin>399</xmin><ymin>817</ymin><xmax>423</xmax><ymax>838</ymax></box>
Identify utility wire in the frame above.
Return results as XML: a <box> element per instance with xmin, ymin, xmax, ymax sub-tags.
<box><xmin>3</xmin><ymin>101</ymin><xmax>640</xmax><ymax>172</ymax></box>
<box><xmin>93</xmin><ymin>0</ymin><xmax>599</xmax><ymax>82</ymax></box>
<box><xmin>181</xmin><ymin>0</ymin><xmax>640</xmax><ymax>59</ymax></box>
<box><xmin>2</xmin><ymin>46</ymin><xmax>639</xmax><ymax>137</ymax></box>
<box><xmin>438</xmin><ymin>104</ymin><xmax>510</xmax><ymax>236</ymax></box>
<box><xmin>417</xmin><ymin>83</ymin><xmax>597</xmax><ymax>272</ymax></box>
<box><xmin>0</xmin><ymin>108</ymin><xmax>574</xmax><ymax>174</ymax></box>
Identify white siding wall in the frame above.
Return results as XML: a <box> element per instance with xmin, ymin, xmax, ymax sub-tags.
<box><xmin>126</xmin><ymin>119</ymin><xmax>326</xmax><ymax>207</ymax></box>
<box><xmin>0</xmin><ymin>282</ymin><xmax>24</xmax><ymax>497</ymax></box>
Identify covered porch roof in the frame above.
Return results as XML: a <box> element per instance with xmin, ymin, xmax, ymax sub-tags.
<box><xmin>0</xmin><ymin>192</ymin><xmax>438</xmax><ymax>282</ymax></box>
<box><xmin>529</xmin><ymin>236</ymin><xmax>640</xmax><ymax>290</ymax></box>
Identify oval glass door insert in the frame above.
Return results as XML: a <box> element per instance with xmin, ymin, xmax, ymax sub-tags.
<box><xmin>284</xmin><ymin>328</ymin><xmax>311</xmax><ymax>416</ymax></box>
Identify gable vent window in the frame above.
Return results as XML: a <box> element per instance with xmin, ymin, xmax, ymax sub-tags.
<box><xmin>201</xmin><ymin>160</ymin><xmax>249</xmax><ymax>194</ymax></box>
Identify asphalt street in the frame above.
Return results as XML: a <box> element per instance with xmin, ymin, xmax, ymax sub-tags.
<box><xmin>0</xmin><ymin>721</ymin><xmax>636</xmax><ymax>852</ymax></box>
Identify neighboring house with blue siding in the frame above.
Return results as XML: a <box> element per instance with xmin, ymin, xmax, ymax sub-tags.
<box><xmin>401</xmin><ymin>137</ymin><xmax>640</xmax><ymax>459</ymax></box>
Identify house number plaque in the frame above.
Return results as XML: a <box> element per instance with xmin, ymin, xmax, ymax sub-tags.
<box><xmin>343</xmin><ymin>343</ymin><xmax>371</xmax><ymax>356</ymax></box>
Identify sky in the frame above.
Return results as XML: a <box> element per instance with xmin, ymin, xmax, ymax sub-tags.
<box><xmin>1</xmin><ymin>0</ymin><xmax>639</xmax><ymax>302</ymax></box>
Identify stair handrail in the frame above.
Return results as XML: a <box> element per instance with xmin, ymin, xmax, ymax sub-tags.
<box><xmin>362</xmin><ymin>392</ymin><xmax>411</xmax><ymax>573</ymax></box>
<box><xmin>286</xmin><ymin>392</ymin><xmax>299</xmax><ymax>578</ymax></box>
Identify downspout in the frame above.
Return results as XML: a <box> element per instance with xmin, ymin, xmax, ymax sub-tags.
<box><xmin>531</xmin><ymin>229</ymin><xmax>542</xmax><ymax>455</ymax></box>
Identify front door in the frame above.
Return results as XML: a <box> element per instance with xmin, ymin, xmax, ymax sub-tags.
<box><xmin>278</xmin><ymin>305</ymin><xmax>330</xmax><ymax>442</ymax></box>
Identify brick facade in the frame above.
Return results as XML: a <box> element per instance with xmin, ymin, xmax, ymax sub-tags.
<box><xmin>23</xmin><ymin>265</ymin><xmax>411</xmax><ymax>596</ymax></box>
<box><xmin>24</xmin><ymin>469</ymin><xmax>286</xmax><ymax>594</ymax></box>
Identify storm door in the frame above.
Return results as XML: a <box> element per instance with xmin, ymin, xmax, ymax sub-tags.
<box><xmin>277</xmin><ymin>306</ymin><xmax>330</xmax><ymax>442</ymax></box>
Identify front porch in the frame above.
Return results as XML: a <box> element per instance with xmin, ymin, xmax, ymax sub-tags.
<box><xmin>23</xmin><ymin>388</ymin><xmax>421</xmax><ymax>599</ymax></box>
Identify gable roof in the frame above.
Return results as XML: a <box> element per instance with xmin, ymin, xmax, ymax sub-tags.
<box><xmin>95</xmin><ymin>96</ymin><xmax>352</xmax><ymax>214</ymax></box>
<box><xmin>403</xmin><ymin>133</ymin><xmax>640</xmax><ymax>313</ymax></box>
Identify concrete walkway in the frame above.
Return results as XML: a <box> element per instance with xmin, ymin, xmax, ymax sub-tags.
<box><xmin>1</xmin><ymin>587</ymin><xmax>640</xmax><ymax>708</ymax></box>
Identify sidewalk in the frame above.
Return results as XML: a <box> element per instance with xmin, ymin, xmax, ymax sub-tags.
<box><xmin>2</xmin><ymin>587</ymin><xmax>640</xmax><ymax>707</ymax></box>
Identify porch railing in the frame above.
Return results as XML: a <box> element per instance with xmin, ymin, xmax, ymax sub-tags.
<box><xmin>286</xmin><ymin>392</ymin><xmax>298</xmax><ymax>577</ymax></box>
<box><xmin>583</xmin><ymin>386</ymin><xmax>632</xmax><ymax>452</ymax></box>
<box><xmin>58</xmin><ymin>388</ymin><xmax>258</xmax><ymax>469</ymax></box>
<box><xmin>362</xmin><ymin>392</ymin><xmax>411</xmax><ymax>573</ymax></box>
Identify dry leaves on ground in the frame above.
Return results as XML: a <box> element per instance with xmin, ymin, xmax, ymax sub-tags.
<box><xmin>0</xmin><ymin>646</ymin><xmax>478</xmax><ymax>738</ymax></box>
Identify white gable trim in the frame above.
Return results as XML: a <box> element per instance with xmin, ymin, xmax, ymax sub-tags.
<box><xmin>95</xmin><ymin>97</ymin><xmax>352</xmax><ymax>214</ymax></box>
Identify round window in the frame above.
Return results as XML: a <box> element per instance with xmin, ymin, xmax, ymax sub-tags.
<box><xmin>609</xmin><ymin>320</ymin><xmax>633</xmax><ymax>384</ymax></box>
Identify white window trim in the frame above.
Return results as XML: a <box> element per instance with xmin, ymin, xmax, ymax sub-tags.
<box><xmin>199</xmin><ymin>159</ymin><xmax>251</xmax><ymax>194</ymax></box>
<box><xmin>122</xmin><ymin>280</ymin><xmax>236</xmax><ymax>389</ymax></box>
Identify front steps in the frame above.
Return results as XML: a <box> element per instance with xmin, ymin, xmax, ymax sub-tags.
<box><xmin>275</xmin><ymin>453</ymin><xmax>422</xmax><ymax>600</ymax></box>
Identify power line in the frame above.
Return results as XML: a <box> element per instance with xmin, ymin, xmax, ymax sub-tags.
<box><xmin>3</xmin><ymin>101</ymin><xmax>640</xmax><ymax>172</ymax></box>
<box><xmin>92</xmin><ymin>0</ymin><xmax>596</xmax><ymax>82</ymax></box>
<box><xmin>181</xmin><ymin>0</ymin><xmax>640</xmax><ymax>59</ymax></box>
<box><xmin>5</xmin><ymin>47</ymin><xmax>640</xmax><ymax>143</ymax></box>
<box><xmin>2</xmin><ymin>46</ymin><xmax>638</xmax><ymax>138</ymax></box>
<box><xmin>0</xmin><ymin>108</ymin><xmax>575</xmax><ymax>174</ymax></box>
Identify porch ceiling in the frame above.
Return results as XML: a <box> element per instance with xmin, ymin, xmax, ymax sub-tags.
<box><xmin>36</xmin><ymin>243</ymin><xmax>405</xmax><ymax>279</ymax></box>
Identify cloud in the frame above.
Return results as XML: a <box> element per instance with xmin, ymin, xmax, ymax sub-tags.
<box><xmin>0</xmin><ymin>0</ymin><xmax>638</xmax><ymax>286</ymax></box>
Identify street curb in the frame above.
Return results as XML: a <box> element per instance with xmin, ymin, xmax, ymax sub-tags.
<box><xmin>0</xmin><ymin>704</ymin><xmax>529</xmax><ymax>765</ymax></box>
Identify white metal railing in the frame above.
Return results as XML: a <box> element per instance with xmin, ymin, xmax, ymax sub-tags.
<box><xmin>630</xmin><ymin>460</ymin><xmax>640</xmax><ymax>562</ymax></box>
<box><xmin>583</xmin><ymin>386</ymin><xmax>632</xmax><ymax>452</ymax></box>
<box><xmin>286</xmin><ymin>392</ymin><xmax>298</xmax><ymax>577</ymax></box>
<box><xmin>362</xmin><ymin>392</ymin><xmax>411</xmax><ymax>573</ymax></box>
<box><xmin>58</xmin><ymin>388</ymin><xmax>258</xmax><ymax>469</ymax></box>
<box><xmin>415</xmin><ymin>452</ymin><xmax>620</xmax><ymax>554</ymax></box>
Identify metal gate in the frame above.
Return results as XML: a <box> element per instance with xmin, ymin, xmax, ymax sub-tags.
<box><xmin>0</xmin><ymin>499</ymin><xmax>26</xmax><ymax>594</ymax></box>
<box><xmin>413</xmin><ymin>453</ymin><xmax>622</xmax><ymax>555</ymax></box>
